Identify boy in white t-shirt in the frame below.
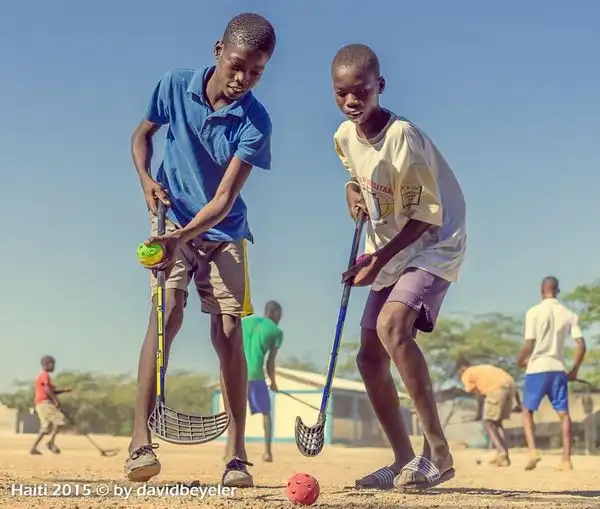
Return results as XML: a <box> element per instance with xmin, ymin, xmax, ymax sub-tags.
<box><xmin>331</xmin><ymin>44</ymin><xmax>467</xmax><ymax>490</ymax></box>
<box><xmin>518</xmin><ymin>276</ymin><xmax>586</xmax><ymax>471</ymax></box>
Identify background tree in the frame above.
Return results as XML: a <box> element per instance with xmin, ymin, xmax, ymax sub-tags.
<box><xmin>0</xmin><ymin>370</ymin><xmax>213</xmax><ymax>436</ymax></box>
<box><xmin>564</xmin><ymin>281</ymin><xmax>600</xmax><ymax>388</ymax></box>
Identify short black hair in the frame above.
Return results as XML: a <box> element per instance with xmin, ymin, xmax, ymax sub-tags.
<box><xmin>542</xmin><ymin>276</ymin><xmax>559</xmax><ymax>289</ymax></box>
<box><xmin>542</xmin><ymin>275</ymin><xmax>559</xmax><ymax>295</ymax></box>
<box><xmin>265</xmin><ymin>300</ymin><xmax>281</xmax><ymax>314</ymax></box>
<box><xmin>453</xmin><ymin>356</ymin><xmax>470</xmax><ymax>374</ymax></box>
<box><xmin>222</xmin><ymin>13</ymin><xmax>276</xmax><ymax>57</ymax></box>
<box><xmin>41</xmin><ymin>355</ymin><xmax>55</xmax><ymax>366</ymax></box>
<box><xmin>331</xmin><ymin>44</ymin><xmax>380</xmax><ymax>76</ymax></box>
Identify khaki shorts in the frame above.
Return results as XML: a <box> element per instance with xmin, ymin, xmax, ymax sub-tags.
<box><xmin>150</xmin><ymin>216</ymin><xmax>253</xmax><ymax>317</ymax></box>
<box><xmin>484</xmin><ymin>382</ymin><xmax>516</xmax><ymax>423</ymax></box>
<box><xmin>35</xmin><ymin>400</ymin><xmax>67</xmax><ymax>431</ymax></box>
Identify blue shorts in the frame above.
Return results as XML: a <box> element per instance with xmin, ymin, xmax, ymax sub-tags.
<box><xmin>248</xmin><ymin>380</ymin><xmax>271</xmax><ymax>415</ymax></box>
<box><xmin>523</xmin><ymin>371</ymin><xmax>569</xmax><ymax>412</ymax></box>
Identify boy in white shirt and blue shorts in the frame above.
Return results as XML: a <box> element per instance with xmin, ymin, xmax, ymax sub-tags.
<box><xmin>518</xmin><ymin>276</ymin><xmax>586</xmax><ymax>471</ymax></box>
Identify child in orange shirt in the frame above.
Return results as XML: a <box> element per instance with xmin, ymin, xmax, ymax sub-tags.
<box><xmin>455</xmin><ymin>360</ymin><xmax>517</xmax><ymax>466</ymax></box>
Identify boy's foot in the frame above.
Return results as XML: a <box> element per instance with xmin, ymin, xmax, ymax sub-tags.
<box><xmin>494</xmin><ymin>452</ymin><xmax>510</xmax><ymax>467</ymax></box>
<box><xmin>124</xmin><ymin>444</ymin><xmax>161</xmax><ymax>482</ymax></box>
<box><xmin>556</xmin><ymin>459</ymin><xmax>573</xmax><ymax>471</ymax></box>
<box><xmin>222</xmin><ymin>457</ymin><xmax>254</xmax><ymax>488</ymax></box>
<box><xmin>30</xmin><ymin>448</ymin><xmax>42</xmax><ymax>455</ymax></box>
<box><xmin>47</xmin><ymin>443</ymin><xmax>60</xmax><ymax>454</ymax></box>
<box><xmin>356</xmin><ymin>465</ymin><xmax>402</xmax><ymax>489</ymax></box>
<box><xmin>394</xmin><ymin>454</ymin><xmax>455</xmax><ymax>490</ymax></box>
<box><xmin>262</xmin><ymin>452</ymin><xmax>273</xmax><ymax>463</ymax></box>
<box><xmin>487</xmin><ymin>452</ymin><xmax>499</xmax><ymax>465</ymax></box>
<box><xmin>524</xmin><ymin>450</ymin><xmax>541</xmax><ymax>471</ymax></box>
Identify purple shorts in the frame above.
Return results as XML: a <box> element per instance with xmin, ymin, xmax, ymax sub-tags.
<box><xmin>248</xmin><ymin>380</ymin><xmax>271</xmax><ymax>415</ymax></box>
<box><xmin>361</xmin><ymin>267</ymin><xmax>451</xmax><ymax>334</ymax></box>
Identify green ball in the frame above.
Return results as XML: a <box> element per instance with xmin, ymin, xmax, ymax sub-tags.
<box><xmin>136</xmin><ymin>243</ymin><xmax>165</xmax><ymax>266</ymax></box>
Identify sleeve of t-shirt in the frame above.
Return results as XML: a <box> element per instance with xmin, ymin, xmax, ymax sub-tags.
<box><xmin>234</xmin><ymin>112</ymin><xmax>272</xmax><ymax>170</ymax></box>
<box><xmin>145</xmin><ymin>71</ymin><xmax>173</xmax><ymax>126</ymax></box>
<box><xmin>392</xmin><ymin>126</ymin><xmax>443</xmax><ymax>227</ymax></box>
<box><xmin>524</xmin><ymin>308</ymin><xmax>536</xmax><ymax>341</ymax></box>
<box><xmin>571</xmin><ymin>313</ymin><xmax>584</xmax><ymax>339</ymax></box>
<box><xmin>334</xmin><ymin>135</ymin><xmax>353</xmax><ymax>175</ymax></box>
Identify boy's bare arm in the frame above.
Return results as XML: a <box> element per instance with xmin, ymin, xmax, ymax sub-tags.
<box><xmin>518</xmin><ymin>340</ymin><xmax>534</xmax><ymax>368</ymax></box>
<box><xmin>44</xmin><ymin>385</ymin><xmax>61</xmax><ymax>407</ymax></box>
<box><xmin>345</xmin><ymin>178</ymin><xmax>368</xmax><ymax>220</ymax></box>
<box><xmin>266</xmin><ymin>345</ymin><xmax>279</xmax><ymax>391</ymax></box>
<box><xmin>176</xmin><ymin>157</ymin><xmax>253</xmax><ymax>242</ymax></box>
<box><xmin>568</xmin><ymin>337</ymin><xmax>586</xmax><ymax>379</ymax></box>
<box><xmin>131</xmin><ymin>119</ymin><xmax>170</xmax><ymax>214</ymax></box>
<box><xmin>375</xmin><ymin>219</ymin><xmax>432</xmax><ymax>266</ymax></box>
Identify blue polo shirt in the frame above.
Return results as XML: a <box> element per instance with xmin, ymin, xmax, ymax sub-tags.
<box><xmin>145</xmin><ymin>66</ymin><xmax>272</xmax><ymax>242</ymax></box>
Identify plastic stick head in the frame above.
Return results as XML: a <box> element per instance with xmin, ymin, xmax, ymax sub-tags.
<box><xmin>148</xmin><ymin>402</ymin><xmax>230</xmax><ymax>445</ymax></box>
<box><xmin>294</xmin><ymin>415</ymin><xmax>326</xmax><ymax>457</ymax></box>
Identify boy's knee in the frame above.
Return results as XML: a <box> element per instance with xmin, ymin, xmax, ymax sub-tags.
<box><xmin>159</xmin><ymin>289</ymin><xmax>185</xmax><ymax>327</ymax></box>
<box><xmin>210</xmin><ymin>315</ymin><xmax>242</xmax><ymax>358</ymax></box>
<box><xmin>356</xmin><ymin>346</ymin><xmax>387</xmax><ymax>378</ymax></box>
<box><xmin>211</xmin><ymin>314</ymin><xmax>241</xmax><ymax>338</ymax></box>
<box><xmin>376</xmin><ymin>304</ymin><xmax>415</xmax><ymax>349</ymax></box>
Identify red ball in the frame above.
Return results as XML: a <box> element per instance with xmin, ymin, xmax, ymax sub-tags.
<box><xmin>286</xmin><ymin>473</ymin><xmax>320</xmax><ymax>505</ymax></box>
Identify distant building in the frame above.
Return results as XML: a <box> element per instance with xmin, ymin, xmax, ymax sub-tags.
<box><xmin>211</xmin><ymin>367</ymin><xmax>412</xmax><ymax>447</ymax></box>
<box><xmin>0</xmin><ymin>404</ymin><xmax>43</xmax><ymax>435</ymax></box>
<box><xmin>0</xmin><ymin>403</ymin><xmax>17</xmax><ymax>435</ymax></box>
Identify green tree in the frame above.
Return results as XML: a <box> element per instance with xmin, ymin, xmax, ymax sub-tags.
<box><xmin>279</xmin><ymin>355</ymin><xmax>321</xmax><ymax>372</ymax></box>
<box><xmin>564</xmin><ymin>280</ymin><xmax>600</xmax><ymax>326</ymax></box>
<box><xmin>564</xmin><ymin>281</ymin><xmax>600</xmax><ymax>387</ymax></box>
<box><xmin>417</xmin><ymin>313</ymin><xmax>523</xmax><ymax>388</ymax></box>
<box><xmin>0</xmin><ymin>370</ymin><xmax>213</xmax><ymax>436</ymax></box>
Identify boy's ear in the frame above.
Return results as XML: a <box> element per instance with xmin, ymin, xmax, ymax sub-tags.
<box><xmin>214</xmin><ymin>40</ymin><xmax>224</xmax><ymax>61</ymax></box>
<box><xmin>378</xmin><ymin>76</ymin><xmax>386</xmax><ymax>94</ymax></box>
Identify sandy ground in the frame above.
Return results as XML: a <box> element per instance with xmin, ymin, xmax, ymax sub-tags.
<box><xmin>0</xmin><ymin>434</ymin><xmax>599</xmax><ymax>508</ymax></box>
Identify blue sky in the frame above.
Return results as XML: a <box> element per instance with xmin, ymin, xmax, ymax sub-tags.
<box><xmin>2</xmin><ymin>1</ymin><xmax>599</xmax><ymax>391</ymax></box>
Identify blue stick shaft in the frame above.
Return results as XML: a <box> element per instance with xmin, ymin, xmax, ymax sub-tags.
<box><xmin>318</xmin><ymin>211</ymin><xmax>365</xmax><ymax>414</ymax></box>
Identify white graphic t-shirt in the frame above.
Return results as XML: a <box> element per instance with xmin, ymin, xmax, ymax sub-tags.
<box><xmin>333</xmin><ymin>113</ymin><xmax>467</xmax><ymax>290</ymax></box>
<box><xmin>524</xmin><ymin>298</ymin><xmax>584</xmax><ymax>374</ymax></box>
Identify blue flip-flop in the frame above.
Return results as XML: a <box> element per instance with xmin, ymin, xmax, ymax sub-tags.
<box><xmin>393</xmin><ymin>456</ymin><xmax>455</xmax><ymax>490</ymax></box>
<box><xmin>356</xmin><ymin>466</ymin><xmax>398</xmax><ymax>489</ymax></box>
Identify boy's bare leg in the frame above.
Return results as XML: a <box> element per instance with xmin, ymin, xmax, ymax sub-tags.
<box><xmin>484</xmin><ymin>421</ymin><xmax>509</xmax><ymax>465</ymax></box>
<box><xmin>522</xmin><ymin>408</ymin><xmax>541</xmax><ymax>470</ymax></box>
<box><xmin>211</xmin><ymin>314</ymin><xmax>252</xmax><ymax>487</ymax></box>
<box><xmin>484</xmin><ymin>420</ymin><xmax>507</xmax><ymax>454</ymax></box>
<box><xmin>47</xmin><ymin>422</ymin><xmax>62</xmax><ymax>453</ymax></box>
<box><xmin>355</xmin><ymin>327</ymin><xmax>415</xmax><ymax>488</ymax></box>
<box><xmin>557</xmin><ymin>411</ymin><xmax>573</xmax><ymax>468</ymax></box>
<box><xmin>30</xmin><ymin>429</ymin><xmax>48</xmax><ymax>454</ymax></box>
<box><xmin>125</xmin><ymin>289</ymin><xmax>185</xmax><ymax>481</ymax></box>
<box><xmin>221</xmin><ymin>372</ymin><xmax>234</xmax><ymax>461</ymax></box>
<box><xmin>262</xmin><ymin>413</ymin><xmax>273</xmax><ymax>461</ymax></box>
<box><xmin>377</xmin><ymin>302</ymin><xmax>453</xmax><ymax>484</ymax></box>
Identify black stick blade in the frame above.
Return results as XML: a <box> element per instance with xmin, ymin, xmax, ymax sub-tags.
<box><xmin>294</xmin><ymin>415</ymin><xmax>326</xmax><ymax>457</ymax></box>
<box><xmin>148</xmin><ymin>403</ymin><xmax>230</xmax><ymax>445</ymax></box>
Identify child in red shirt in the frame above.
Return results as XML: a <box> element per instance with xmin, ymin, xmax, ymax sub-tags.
<box><xmin>30</xmin><ymin>356</ymin><xmax>71</xmax><ymax>455</ymax></box>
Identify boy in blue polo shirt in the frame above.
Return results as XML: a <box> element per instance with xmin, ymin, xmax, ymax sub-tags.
<box><xmin>124</xmin><ymin>13</ymin><xmax>276</xmax><ymax>488</ymax></box>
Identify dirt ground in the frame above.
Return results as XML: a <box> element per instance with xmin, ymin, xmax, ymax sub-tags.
<box><xmin>0</xmin><ymin>434</ymin><xmax>599</xmax><ymax>509</ymax></box>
